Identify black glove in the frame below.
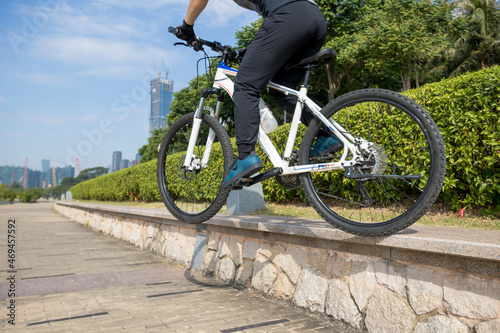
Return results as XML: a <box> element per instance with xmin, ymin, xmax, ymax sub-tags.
<box><xmin>237</xmin><ymin>48</ymin><xmax>247</xmax><ymax>61</ymax></box>
<box><xmin>175</xmin><ymin>20</ymin><xmax>195</xmax><ymax>43</ymax></box>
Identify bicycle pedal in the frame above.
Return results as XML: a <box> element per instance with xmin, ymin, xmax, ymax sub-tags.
<box><xmin>232</xmin><ymin>177</ymin><xmax>253</xmax><ymax>190</ymax></box>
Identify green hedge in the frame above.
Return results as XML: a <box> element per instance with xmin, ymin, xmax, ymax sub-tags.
<box><xmin>404</xmin><ymin>66</ymin><xmax>499</xmax><ymax>211</ymax></box>
<box><xmin>70</xmin><ymin>160</ymin><xmax>161</xmax><ymax>202</ymax></box>
<box><xmin>71</xmin><ymin>66</ymin><xmax>499</xmax><ymax>213</ymax></box>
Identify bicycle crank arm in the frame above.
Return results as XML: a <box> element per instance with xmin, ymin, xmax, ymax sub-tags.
<box><xmin>233</xmin><ymin>168</ymin><xmax>282</xmax><ymax>190</ymax></box>
<box><xmin>344</xmin><ymin>167</ymin><xmax>422</xmax><ymax>180</ymax></box>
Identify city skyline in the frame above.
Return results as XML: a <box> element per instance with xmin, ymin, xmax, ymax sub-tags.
<box><xmin>0</xmin><ymin>0</ymin><xmax>258</xmax><ymax>172</ymax></box>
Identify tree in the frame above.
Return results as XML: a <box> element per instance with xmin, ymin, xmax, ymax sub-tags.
<box><xmin>138</xmin><ymin>128</ymin><xmax>168</xmax><ymax>163</ymax></box>
<box><xmin>447</xmin><ymin>0</ymin><xmax>500</xmax><ymax>75</ymax></box>
<box><xmin>76</xmin><ymin>167</ymin><xmax>108</xmax><ymax>182</ymax></box>
<box><xmin>358</xmin><ymin>0</ymin><xmax>453</xmax><ymax>91</ymax></box>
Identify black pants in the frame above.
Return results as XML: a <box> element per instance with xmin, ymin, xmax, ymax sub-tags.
<box><xmin>233</xmin><ymin>0</ymin><xmax>327</xmax><ymax>158</ymax></box>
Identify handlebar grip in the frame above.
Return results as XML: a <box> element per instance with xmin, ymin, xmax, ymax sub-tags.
<box><xmin>168</xmin><ymin>27</ymin><xmax>178</xmax><ymax>35</ymax></box>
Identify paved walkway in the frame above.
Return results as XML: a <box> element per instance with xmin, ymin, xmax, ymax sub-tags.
<box><xmin>0</xmin><ymin>202</ymin><xmax>358</xmax><ymax>332</ymax></box>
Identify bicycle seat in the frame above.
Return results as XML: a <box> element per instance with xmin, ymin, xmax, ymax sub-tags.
<box><xmin>287</xmin><ymin>48</ymin><xmax>337</xmax><ymax>70</ymax></box>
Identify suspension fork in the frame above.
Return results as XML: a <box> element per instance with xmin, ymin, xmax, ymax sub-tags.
<box><xmin>183</xmin><ymin>88</ymin><xmax>223</xmax><ymax>170</ymax></box>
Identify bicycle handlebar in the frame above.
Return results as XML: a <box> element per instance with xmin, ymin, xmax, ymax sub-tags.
<box><xmin>168</xmin><ymin>26</ymin><xmax>238</xmax><ymax>61</ymax></box>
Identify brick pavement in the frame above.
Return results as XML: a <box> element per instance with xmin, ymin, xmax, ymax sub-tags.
<box><xmin>0</xmin><ymin>202</ymin><xmax>359</xmax><ymax>332</ymax></box>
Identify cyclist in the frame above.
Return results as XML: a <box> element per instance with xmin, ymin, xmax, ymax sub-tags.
<box><xmin>175</xmin><ymin>0</ymin><xmax>341</xmax><ymax>190</ymax></box>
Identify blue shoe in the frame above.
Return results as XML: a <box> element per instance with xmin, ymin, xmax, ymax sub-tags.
<box><xmin>311</xmin><ymin>135</ymin><xmax>343</xmax><ymax>157</ymax></box>
<box><xmin>221</xmin><ymin>154</ymin><xmax>263</xmax><ymax>190</ymax></box>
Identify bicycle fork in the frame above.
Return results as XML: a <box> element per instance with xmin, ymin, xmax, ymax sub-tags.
<box><xmin>182</xmin><ymin>89</ymin><xmax>223</xmax><ymax>171</ymax></box>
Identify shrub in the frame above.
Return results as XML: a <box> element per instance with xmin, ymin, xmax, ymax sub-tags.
<box><xmin>71</xmin><ymin>67</ymin><xmax>499</xmax><ymax>213</ymax></box>
<box><xmin>70</xmin><ymin>160</ymin><xmax>161</xmax><ymax>203</ymax></box>
<box><xmin>404</xmin><ymin>66</ymin><xmax>499</xmax><ymax>211</ymax></box>
<box><xmin>19</xmin><ymin>189</ymin><xmax>42</xmax><ymax>203</ymax></box>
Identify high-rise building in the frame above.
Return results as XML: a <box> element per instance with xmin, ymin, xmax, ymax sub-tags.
<box><xmin>28</xmin><ymin>170</ymin><xmax>42</xmax><ymax>188</ymax></box>
<box><xmin>135</xmin><ymin>153</ymin><xmax>142</xmax><ymax>165</ymax></box>
<box><xmin>112</xmin><ymin>151</ymin><xmax>122</xmax><ymax>173</ymax></box>
<box><xmin>42</xmin><ymin>159</ymin><xmax>50</xmax><ymax>173</ymax></box>
<box><xmin>61</xmin><ymin>166</ymin><xmax>75</xmax><ymax>180</ymax></box>
<box><xmin>149</xmin><ymin>75</ymin><xmax>173</xmax><ymax>135</ymax></box>
<box><xmin>120</xmin><ymin>159</ymin><xmax>129</xmax><ymax>170</ymax></box>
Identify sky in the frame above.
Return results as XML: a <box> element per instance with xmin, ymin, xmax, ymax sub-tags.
<box><xmin>0</xmin><ymin>0</ymin><xmax>258</xmax><ymax>172</ymax></box>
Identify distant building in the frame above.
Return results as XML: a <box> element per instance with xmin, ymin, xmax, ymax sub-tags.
<box><xmin>61</xmin><ymin>166</ymin><xmax>75</xmax><ymax>180</ymax></box>
<box><xmin>120</xmin><ymin>159</ymin><xmax>129</xmax><ymax>170</ymax></box>
<box><xmin>149</xmin><ymin>75</ymin><xmax>173</xmax><ymax>135</ymax></box>
<box><xmin>28</xmin><ymin>170</ymin><xmax>42</xmax><ymax>188</ymax></box>
<box><xmin>112</xmin><ymin>151</ymin><xmax>122</xmax><ymax>173</ymax></box>
<box><xmin>42</xmin><ymin>159</ymin><xmax>50</xmax><ymax>173</ymax></box>
<box><xmin>135</xmin><ymin>153</ymin><xmax>142</xmax><ymax>165</ymax></box>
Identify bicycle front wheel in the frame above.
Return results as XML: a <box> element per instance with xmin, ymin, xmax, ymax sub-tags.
<box><xmin>299</xmin><ymin>89</ymin><xmax>446</xmax><ymax>236</ymax></box>
<box><xmin>157</xmin><ymin>112</ymin><xmax>234</xmax><ymax>223</ymax></box>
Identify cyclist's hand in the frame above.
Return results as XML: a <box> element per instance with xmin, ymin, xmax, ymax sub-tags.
<box><xmin>237</xmin><ymin>48</ymin><xmax>247</xmax><ymax>61</ymax></box>
<box><xmin>175</xmin><ymin>20</ymin><xmax>195</xmax><ymax>43</ymax></box>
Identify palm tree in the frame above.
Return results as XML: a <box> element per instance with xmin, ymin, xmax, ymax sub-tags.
<box><xmin>448</xmin><ymin>0</ymin><xmax>500</xmax><ymax>75</ymax></box>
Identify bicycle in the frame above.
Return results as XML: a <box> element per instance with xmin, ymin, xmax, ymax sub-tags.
<box><xmin>156</xmin><ymin>28</ymin><xmax>447</xmax><ymax>236</ymax></box>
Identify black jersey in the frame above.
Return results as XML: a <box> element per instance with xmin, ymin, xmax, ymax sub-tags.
<box><xmin>233</xmin><ymin>0</ymin><xmax>317</xmax><ymax>17</ymax></box>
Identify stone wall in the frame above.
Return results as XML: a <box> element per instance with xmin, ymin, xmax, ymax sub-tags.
<box><xmin>55</xmin><ymin>202</ymin><xmax>500</xmax><ymax>333</ymax></box>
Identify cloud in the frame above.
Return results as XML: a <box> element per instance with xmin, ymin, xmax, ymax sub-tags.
<box><xmin>13</xmin><ymin>71</ymin><xmax>72</xmax><ymax>86</ymax></box>
<box><xmin>32</xmin><ymin>36</ymin><xmax>175</xmax><ymax>66</ymax></box>
<box><xmin>202</xmin><ymin>0</ymin><xmax>258</xmax><ymax>26</ymax></box>
<box><xmin>0</xmin><ymin>96</ymin><xmax>7</xmax><ymax>103</ymax></box>
<box><xmin>18</xmin><ymin>112</ymin><xmax>68</xmax><ymax>125</ymax></box>
<box><xmin>89</xmin><ymin>0</ymin><xmax>185</xmax><ymax>11</ymax></box>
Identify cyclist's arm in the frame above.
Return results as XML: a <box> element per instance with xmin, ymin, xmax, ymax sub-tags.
<box><xmin>185</xmin><ymin>0</ymin><xmax>209</xmax><ymax>25</ymax></box>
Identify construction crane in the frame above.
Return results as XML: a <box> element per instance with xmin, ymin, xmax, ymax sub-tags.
<box><xmin>152</xmin><ymin>58</ymin><xmax>161</xmax><ymax>79</ymax></box>
<box><xmin>23</xmin><ymin>158</ymin><xmax>28</xmax><ymax>189</ymax></box>
<box><xmin>162</xmin><ymin>59</ymin><xmax>169</xmax><ymax>80</ymax></box>
<box><xmin>52</xmin><ymin>166</ymin><xmax>57</xmax><ymax>187</ymax></box>
<box><xmin>76</xmin><ymin>158</ymin><xmax>81</xmax><ymax>176</ymax></box>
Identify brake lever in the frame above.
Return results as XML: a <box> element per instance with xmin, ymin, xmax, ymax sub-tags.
<box><xmin>174</xmin><ymin>42</ymin><xmax>189</xmax><ymax>47</ymax></box>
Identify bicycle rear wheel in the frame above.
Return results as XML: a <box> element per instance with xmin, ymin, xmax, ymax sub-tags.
<box><xmin>299</xmin><ymin>89</ymin><xmax>446</xmax><ymax>236</ymax></box>
<box><xmin>157</xmin><ymin>112</ymin><xmax>234</xmax><ymax>223</ymax></box>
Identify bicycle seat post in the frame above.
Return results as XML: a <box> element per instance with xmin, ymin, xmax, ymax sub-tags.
<box><xmin>301</xmin><ymin>65</ymin><xmax>314</xmax><ymax>89</ymax></box>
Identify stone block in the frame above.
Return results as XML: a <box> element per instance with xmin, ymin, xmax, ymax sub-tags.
<box><xmin>242</xmin><ymin>240</ymin><xmax>259</xmax><ymax>260</ymax></box>
<box><xmin>413</xmin><ymin>316</ymin><xmax>468</xmax><ymax>333</ymax></box>
<box><xmin>271</xmin><ymin>272</ymin><xmax>296</xmax><ymax>300</ymax></box>
<box><xmin>307</xmin><ymin>250</ymin><xmax>329</xmax><ymax>275</ymax></box>
<box><xmin>294</xmin><ymin>266</ymin><xmax>328</xmax><ymax>313</ymax></box>
<box><xmin>374</xmin><ymin>260</ymin><xmax>407</xmax><ymax>298</ymax></box>
<box><xmin>326</xmin><ymin>278</ymin><xmax>363</xmax><ymax>329</ymax></box>
<box><xmin>203</xmin><ymin>250</ymin><xmax>219</xmax><ymax>274</ymax></box>
<box><xmin>474</xmin><ymin>319</ymin><xmax>500</xmax><ymax>333</ymax></box>
<box><xmin>219</xmin><ymin>257</ymin><xmax>236</xmax><ymax>282</ymax></box>
<box><xmin>251</xmin><ymin>256</ymin><xmax>278</xmax><ymax>294</ymax></box>
<box><xmin>407</xmin><ymin>267</ymin><xmax>443</xmax><ymax>315</ymax></box>
<box><xmin>235</xmin><ymin>259</ymin><xmax>254</xmax><ymax>285</ymax></box>
<box><xmin>280</xmin><ymin>246</ymin><xmax>308</xmax><ymax>284</ymax></box>
<box><xmin>349</xmin><ymin>260</ymin><xmax>376</xmax><ymax>311</ymax></box>
<box><xmin>228</xmin><ymin>237</ymin><xmax>243</xmax><ymax>266</ymax></box>
<box><xmin>365</xmin><ymin>285</ymin><xmax>416</xmax><ymax>333</ymax></box>
<box><xmin>444</xmin><ymin>274</ymin><xmax>500</xmax><ymax>319</ymax></box>
<box><xmin>226</xmin><ymin>182</ymin><xmax>265</xmax><ymax>215</ymax></box>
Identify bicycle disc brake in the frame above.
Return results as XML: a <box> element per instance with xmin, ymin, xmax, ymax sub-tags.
<box><xmin>353</xmin><ymin>141</ymin><xmax>389</xmax><ymax>180</ymax></box>
<box><xmin>177</xmin><ymin>154</ymin><xmax>202</xmax><ymax>181</ymax></box>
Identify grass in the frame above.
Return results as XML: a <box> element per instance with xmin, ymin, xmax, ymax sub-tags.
<box><xmin>76</xmin><ymin>199</ymin><xmax>499</xmax><ymax>230</ymax></box>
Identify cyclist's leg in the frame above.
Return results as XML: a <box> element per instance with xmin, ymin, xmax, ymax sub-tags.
<box><xmin>233</xmin><ymin>1</ymin><xmax>327</xmax><ymax>160</ymax></box>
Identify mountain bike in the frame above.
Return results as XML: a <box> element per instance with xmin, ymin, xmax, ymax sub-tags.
<box><xmin>156</xmin><ymin>28</ymin><xmax>447</xmax><ymax>236</ymax></box>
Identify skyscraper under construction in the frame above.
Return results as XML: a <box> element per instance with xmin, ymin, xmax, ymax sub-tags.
<box><xmin>149</xmin><ymin>74</ymin><xmax>173</xmax><ymax>135</ymax></box>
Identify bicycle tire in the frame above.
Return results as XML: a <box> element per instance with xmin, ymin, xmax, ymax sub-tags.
<box><xmin>157</xmin><ymin>112</ymin><xmax>234</xmax><ymax>223</ymax></box>
<box><xmin>299</xmin><ymin>89</ymin><xmax>446</xmax><ymax>236</ymax></box>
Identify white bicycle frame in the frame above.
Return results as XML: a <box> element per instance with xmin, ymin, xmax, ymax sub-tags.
<box><xmin>183</xmin><ymin>61</ymin><xmax>364</xmax><ymax>175</ymax></box>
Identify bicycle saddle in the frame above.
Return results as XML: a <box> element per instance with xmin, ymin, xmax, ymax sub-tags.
<box><xmin>287</xmin><ymin>48</ymin><xmax>337</xmax><ymax>70</ymax></box>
